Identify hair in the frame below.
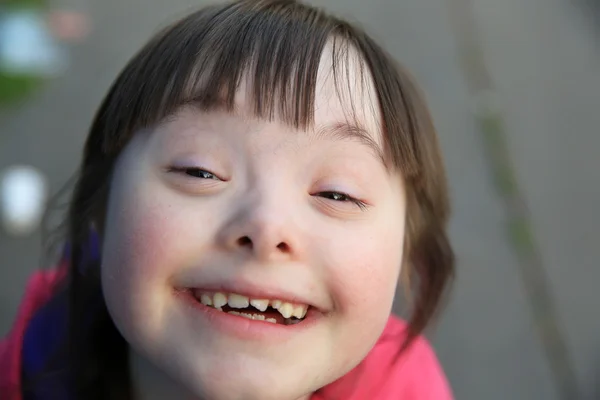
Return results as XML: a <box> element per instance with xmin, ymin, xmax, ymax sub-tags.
<box><xmin>31</xmin><ymin>0</ymin><xmax>454</xmax><ymax>398</ymax></box>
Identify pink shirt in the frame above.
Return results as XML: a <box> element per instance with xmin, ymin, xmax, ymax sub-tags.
<box><xmin>0</xmin><ymin>270</ymin><xmax>453</xmax><ymax>399</ymax></box>
<box><xmin>313</xmin><ymin>317</ymin><xmax>453</xmax><ymax>399</ymax></box>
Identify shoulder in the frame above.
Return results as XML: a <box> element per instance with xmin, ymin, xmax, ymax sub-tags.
<box><xmin>0</xmin><ymin>268</ymin><xmax>66</xmax><ymax>400</ymax></box>
<box><xmin>315</xmin><ymin>315</ymin><xmax>453</xmax><ymax>400</ymax></box>
<box><xmin>382</xmin><ymin>316</ymin><xmax>453</xmax><ymax>399</ymax></box>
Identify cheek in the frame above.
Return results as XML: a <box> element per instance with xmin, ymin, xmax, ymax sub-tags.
<box><xmin>100</xmin><ymin>184</ymin><xmax>177</xmax><ymax>336</ymax></box>
<box><xmin>102</xmin><ymin>180</ymin><xmax>220</xmax><ymax>290</ymax></box>
<box><xmin>319</xmin><ymin>216</ymin><xmax>405</xmax><ymax>370</ymax></box>
<box><xmin>100</xmin><ymin>175</ymin><xmax>217</xmax><ymax>335</ymax></box>
<box><xmin>338</xmin><ymin>229</ymin><xmax>403</xmax><ymax>312</ymax></box>
<box><xmin>103</xmin><ymin>196</ymin><xmax>173</xmax><ymax>289</ymax></box>
<box><xmin>325</xmin><ymin>213</ymin><xmax>405</xmax><ymax>333</ymax></box>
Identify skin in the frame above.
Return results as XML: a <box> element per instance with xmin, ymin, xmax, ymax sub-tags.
<box><xmin>101</xmin><ymin>44</ymin><xmax>407</xmax><ymax>400</ymax></box>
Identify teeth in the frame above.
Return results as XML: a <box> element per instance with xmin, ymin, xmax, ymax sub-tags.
<box><xmin>292</xmin><ymin>305</ymin><xmax>308</xmax><ymax>319</ymax></box>
<box><xmin>200</xmin><ymin>294</ymin><xmax>212</xmax><ymax>306</ymax></box>
<box><xmin>194</xmin><ymin>291</ymin><xmax>309</xmax><ymax>322</ymax></box>
<box><xmin>228</xmin><ymin>311</ymin><xmax>266</xmax><ymax>321</ymax></box>
<box><xmin>248</xmin><ymin>313</ymin><xmax>265</xmax><ymax>320</ymax></box>
<box><xmin>228</xmin><ymin>293</ymin><xmax>249</xmax><ymax>309</ymax></box>
<box><xmin>271</xmin><ymin>300</ymin><xmax>282</xmax><ymax>310</ymax></box>
<box><xmin>213</xmin><ymin>292</ymin><xmax>228</xmax><ymax>309</ymax></box>
<box><xmin>250</xmin><ymin>299</ymin><xmax>269</xmax><ymax>312</ymax></box>
<box><xmin>276</xmin><ymin>302</ymin><xmax>307</xmax><ymax>319</ymax></box>
<box><xmin>278</xmin><ymin>302</ymin><xmax>294</xmax><ymax>319</ymax></box>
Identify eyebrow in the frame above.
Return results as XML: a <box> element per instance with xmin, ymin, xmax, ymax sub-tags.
<box><xmin>315</xmin><ymin>122</ymin><xmax>387</xmax><ymax>166</ymax></box>
<box><xmin>166</xmin><ymin>104</ymin><xmax>388</xmax><ymax>165</ymax></box>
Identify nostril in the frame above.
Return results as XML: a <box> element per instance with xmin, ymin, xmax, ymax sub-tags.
<box><xmin>237</xmin><ymin>236</ymin><xmax>252</xmax><ymax>247</ymax></box>
<box><xmin>276</xmin><ymin>242</ymin><xmax>290</xmax><ymax>252</ymax></box>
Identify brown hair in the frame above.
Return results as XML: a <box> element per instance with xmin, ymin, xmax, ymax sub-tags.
<box><xmin>36</xmin><ymin>0</ymin><xmax>454</xmax><ymax>398</ymax></box>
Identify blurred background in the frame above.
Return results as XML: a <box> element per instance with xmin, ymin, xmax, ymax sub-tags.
<box><xmin>0</xmin><ymin>0</ymin><xmax>598</xmax><ymax>399</ymax></box>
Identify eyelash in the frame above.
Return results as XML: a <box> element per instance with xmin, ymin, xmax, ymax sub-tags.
<box><xmin>167</xmin><ymin>167</ymin><xmax>368</xmax><ymax>210</ymax></box>
<box><xmin>317</xmin><ymin>191</ymin><xmax>368</xmax><ymax>210</ymax></box>
<box><xmin>167</xmin><ymin>166</ymin><xmax>220</xmax><ymax>180</ymax></box>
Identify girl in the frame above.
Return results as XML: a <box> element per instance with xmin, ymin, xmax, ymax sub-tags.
<box><xmin>0</xmin><ymin>0</ymin><xmax>455</xmax><ymax>399</ymax></box>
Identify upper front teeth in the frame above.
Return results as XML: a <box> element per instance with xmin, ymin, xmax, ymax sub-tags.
<box><xmin>228</xmin><ymin>293</ymin><xmax>249</xmax><ymax>308</ymax></box>
<box><xmin>194</xmin><ymin>290</ymin><xmax>308</xmax><ymax>319</ymax></box>
<box><xmin>271</xmin><ymin>300</ymin><xmax>282</xmax><ymax>309</ymax></box>
<box><xmin>250</xmin><ymin>299</ymin><xmax>269</xmax><ymax>312</ymax></box>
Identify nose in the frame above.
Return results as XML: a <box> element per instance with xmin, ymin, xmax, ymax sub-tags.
<box><xmin>217</xmin><ymin>196</ymin><xmax>299</xmax><ymax>262</ymax></box>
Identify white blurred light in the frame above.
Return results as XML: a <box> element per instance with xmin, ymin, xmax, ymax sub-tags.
<box><xmin>0</xmin><ymin>165</ymin><xmax>48</xmax><ymax>236</ymax></box>
<box><xmin>0</xmin><ymin>9</ymin><xmax>67</xmax><ymax>76</ymax></box>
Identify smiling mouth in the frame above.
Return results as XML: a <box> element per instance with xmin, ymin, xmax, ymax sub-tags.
<box><xmin>190</xmin><ymin>290</ymin><xmax>309</xmax><ymax>325</ymax></box>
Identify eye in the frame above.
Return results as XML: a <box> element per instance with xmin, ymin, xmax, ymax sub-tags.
<box><xmin>167</xmin><ymin>166</ymin><xmax>220</xmax><ymax>180</ymax></box>
<box><xmin>184</xmin><ymin>168</ymin><xmax>217</xmax><ymax>180</ymax></box>
<box><xmin>317</xmin><ymin>191</ymin><xmax>368</xmax><ymax>210</ymax></box>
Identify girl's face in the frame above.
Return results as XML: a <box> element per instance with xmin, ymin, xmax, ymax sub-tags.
<box><xmin>101</xmin><ymin>49</ymin><xmax>407</xmax><ymax>400</ymax></box>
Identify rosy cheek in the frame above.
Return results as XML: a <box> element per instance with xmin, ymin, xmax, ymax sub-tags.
<box><xmin>319</xmin><ymin>230</ymin><xmax>402</xmax><ymax>368</ymax></box>
<box><xmin>106</xmin><ymin>184</ymin><xmax>224</xmax><ymax>288</ymax></box>
<box><xmin>123</xmin><ymin>206</ymin><xmax>170</xmax><ymax>271</ymax></box>
<box><xmin>102</xmin><ymin>190</ymin><xmax>177</xmax><ymax>296</ymax></box>
<box><xmin>102</xmin><ymin>194</ymin><xmax>188</xmax><ymax>332</ymax></box>
<box><xmin>328</xmin><ymin>224</ymin><xmax>404</xmax><ymax>320</ymax></box>
<box><xmin>348</xmin><ymin>253</ymin><xmax>399</xmax><ymax>311</ymax></box>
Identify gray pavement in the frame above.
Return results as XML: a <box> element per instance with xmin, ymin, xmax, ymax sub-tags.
<box><xmin>1</xmin><ymin>0</ymin><xmax>599</xmax><ymax>399</ymax></box>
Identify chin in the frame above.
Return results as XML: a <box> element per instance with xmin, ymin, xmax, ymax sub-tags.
<box><xmin>177</xmin><ymin>370</ymin><xmax>313</xmax><ymax>400</ymax></box>
<box><xmin>143</xmin><ymin>345</ymin><xmax>318</xmax><ymax>400</ymax></box>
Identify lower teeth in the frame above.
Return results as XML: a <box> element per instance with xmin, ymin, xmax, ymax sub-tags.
<box><xmin>221</xmin><ymin>309</ymin><xmax>302</xmax><ymax>325</ymax></box>
<box><xmin>227</xmin><ymin>310</ymin><xmax>277</xmax><ymax>323</ymax></box>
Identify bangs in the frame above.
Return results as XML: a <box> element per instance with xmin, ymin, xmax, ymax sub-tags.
<box><xmin>90</xmin><ymin>0</ymin><xmax>422</xmax><ymax>176</ymax></box>
<box><xmin>99</xmin><ymin>2</ymin><xmax>340</xmax><ymax>151</ymax></box>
